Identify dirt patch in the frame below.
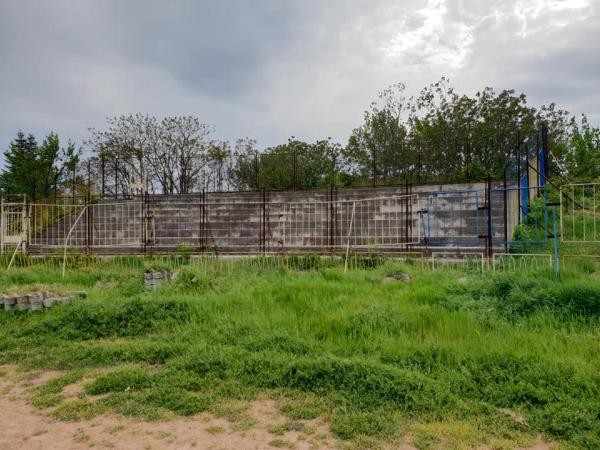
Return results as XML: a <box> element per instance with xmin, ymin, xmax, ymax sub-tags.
<box><xmin>0</xmin><ymin>367</ymin><xmax>340</xmax><ymax>450</ymax></box>
<box><xmin>0</xmin><ymin>367</ymin><xmax>556</xmax><ymax>450</ymax></box>
<box><xmin>0</xmin><ymin>396</ymin><xmax>339</xmax><ymax>450</ymax></box>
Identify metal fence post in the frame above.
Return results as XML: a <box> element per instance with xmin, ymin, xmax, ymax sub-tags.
<box><xmin>199</xmin><ymin>189</ymin><xmax>209</xmax><ymax>253</ymax></box>
<box><xmin>503</xmin><ymin>169</ymin><xmax>508</xmax><ymax>252</ymax></box>
<box><xmin>292</xmin><ymin>148</ymin><xmax>298</xmax><ymax>191</ymax></box>
<box><xmin>142</xmin><ymin>191</ymin><xmax>147</xmax><ymax>254</ymax></box>
<box><xmin>86</xmin><ymin>160</ymin><xmax>92</xmax><ymax>254</ymax></box>
<box><xmin>114</xmin><ymin>159</ymin><xmax>119</xmax><ymax>200</ymax></box>
<box><xmin>260</xmin><ymin>188</ymin><xmax>267</xmax><ymax>253</ymax></box>
<box><xmin>516</xmin><ymin>133</ymin><xmax>521</xmax><ymax>224</ymax></box>
<box><xmin>486</xmin><ymin>177</ymin><xmax>493</xmax><ymax>259</ymax></box>
<box><xmin>72</xmin><ymin>166</ymin><xmax>76</xmax><ymax>204</ymax></box>
<box><xmin>254</xmin><ymin>152</ymin><xmax>260</xmax><ymax>191</ymax></box>
<box><xmin>372</xmin><ymin>148</ymin><xmax>377</xmax><ymax>187</ymax></box>
<box><xmin>85</xmin><ymin>198</ymin><xmax>90</xmax><ymax>254</ymax></box>
<box><xmin>542</xmin><ymin>124</ymin><xmax>549</xmax><ymax>183</ymax></box>
<box><xmin>101</xmin><ymin>154</ymin><xmax>106</xmax><ymax>198</ymax></box>
<box><xmin>553</xmin><ymin>209</ymin><xmax>559</xmax><ymax>278</ymax></box>
<box><xmin>0</xmin><ymin>195</ymin><xmax>4</xmax><ymax>256</ymax></box>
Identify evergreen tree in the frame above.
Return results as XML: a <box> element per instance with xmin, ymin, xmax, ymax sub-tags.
<box><xmin>0</xmin><ymin>131</ymin><xmax>40</xmax><ymax>199</ymax></box>
<box><xmin>0</xmin><ymin>131</ymin><xmax>78</xmax><ymax>200</ymax></box>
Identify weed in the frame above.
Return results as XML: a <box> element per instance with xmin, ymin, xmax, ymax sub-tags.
<box><xmin>52</xmin><ymin>399</ymin><xmax>106</xmax><ymax>421</ymax></box>
<box><xmin>72</xmin><ymin>428</ymin><xmax>90</xmax><ymax>443</ymax></box>
<box><xmin>30</xmin><ymin>392</ymin><xmax>64</xmax><ymax>408</ymax></box>
<box><xmin>269</xmin><ymin>438</ymin><xmax>295</xmax><ymax>448</ymax></box>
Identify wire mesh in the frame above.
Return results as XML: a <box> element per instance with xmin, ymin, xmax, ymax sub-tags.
<box><xmin>420</xmin><ymin>190</ymin><xmax>483</xmax><ymax>248</ymax></box>
<box><xmin>560</xmin><ymin>183</ymin><xmax>599</xmax><ymax>242</ymax></box>
<box><xmin>280</xmin><ymin>195</ymin><xmax>420</xmax><ymax>249</ymax></box>
<box><xmin>28</xmin><ymin>202</ymin><xmax>144</xmax><ymax>251</ymax></box>
<box><xmin>1</xmin><ymin>199</ymin><xmax>26</xmax><ymax>253</ymax></box>
<box><xmin>490</xmin><ymin>185</ymin><xmax>551</xmax><ymax>245</ymax></box>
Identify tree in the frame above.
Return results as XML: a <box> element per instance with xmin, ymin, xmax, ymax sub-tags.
<box><xmin>205</xmin><ymin>141</ymin><xmax>231</xmax><ymax>191</ymax></box>
<box><xmin>230</xmin><ymin>138</ymin><xmax>341</xmax><ymax>191</ymax></box>
<box><xmin>565</xmin><ymin>115</ymin><xmax>600</xmax><ymax>180</ymax></box>
<box><xmin>1</xmin><ymin>132</ymin><xmax>39</xmax><ymax>199</ymax></box>
<box><xmin>229</xmin><ymin>138</ymin><xmax>260</xmax><ymax>191</ymax></box>
<box><xmin>0</xmin><ymin>131</ymin><xmax>78</xmax><ymax>200</ymax></box>
<box><xmin>345</xmin><ymin>83</ymin><xmax>410</xmax><ymax>185</ymax></box>
<box><xmin>88</xmin><ymin>115</ymin><xmax>214</xmax><ymax>195</ymax></box>
<box><xmin>347</xmin><ymin>78</ymin><xmax>584</xmax><ymax>184</ymax></box>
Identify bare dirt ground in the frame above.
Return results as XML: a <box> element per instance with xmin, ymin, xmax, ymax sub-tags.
<box><xmin>0</xmin><ymin>366</ymin><xmax>346</xmax><ymax>450</ymax></box>
<box><xmin>0</xmin><ymin>366</ymin><xmax>553</xmax><ymax>450</ymax></box>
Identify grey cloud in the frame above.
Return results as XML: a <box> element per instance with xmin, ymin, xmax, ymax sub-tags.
<box><xmin>0</xmin><ymin>0</ymin><xmax>598</xmax><ymax>160</ymax></box>
<box><xmin>94</xmin><ymin>1</ymin><xmax>304</xmax><ymax>96</ymax></box>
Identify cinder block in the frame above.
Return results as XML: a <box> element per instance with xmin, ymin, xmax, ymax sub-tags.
<box><xmin>16</xmin><ymin>296</ymin><xmax>29</xmax><ymax>311</ymax></box>
<box><xmin>56</xmin><ymin>297</ymin><xmax>70</xmax><ymax>305</ymax></box>
<box><xmin>28</xmin><ymin>293</ymin><xmax>43</xmax><ymax>304</ymax></box>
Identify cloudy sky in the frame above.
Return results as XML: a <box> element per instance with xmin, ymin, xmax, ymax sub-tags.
<box><xmin>1</xmin><ymin>0</ymin><xmax>599</xmax><ymax>156</ymax></box>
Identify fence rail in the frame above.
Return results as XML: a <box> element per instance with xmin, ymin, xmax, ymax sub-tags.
<box><xmin>25</xmin><ymin>195</ymin><xmax>422</xmax><ymax>254</ymax></box>
<box><xmin>28</xmin><ymin>202</ymin><xmax>146</xmax><ymax>252</ymax></box>
<box><xmin>560</xmin><ymin>183</ymin><xmax>599</xmax><ymax>242</ymax></box>
<box><xmin>1</xmin><ymin>180</ymin><xmax>595</xmax><ymax>259</ymax></box>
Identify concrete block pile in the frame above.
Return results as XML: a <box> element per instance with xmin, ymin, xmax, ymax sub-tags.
<box><xmin>1</xmin><ymin>291</ymin><xmax>87</xmax><ymax>312</ymax></box>
<box><xmin>144</xmin><ymin>271</ymin><xmax>177</xmax><ymax>290</ymax></box>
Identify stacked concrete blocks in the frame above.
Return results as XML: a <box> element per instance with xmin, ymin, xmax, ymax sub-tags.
<box><xmin>1</xmin><ymin>291</ymin><xmax>87</xmax><ymax>312</ymax></box>
<box><xmin>144</xmin><ymin>271</ymin><xmax>177</xmax><ymax>290</ymax></box>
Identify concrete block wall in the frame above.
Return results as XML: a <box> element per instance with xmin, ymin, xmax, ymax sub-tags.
<box><xmin>28</xmin><ymin>202</ymin><xmax>144</xmax><ymax>252</ymax></box>
<box><xmin>146</xmin><ymin>182</ymin><xmax>506</xmax><ymax>252</ymax></box>
<box><xmin>29</xmin><ymin>182</ymin><xmax>514</xmax><ymax>254</ymax></box>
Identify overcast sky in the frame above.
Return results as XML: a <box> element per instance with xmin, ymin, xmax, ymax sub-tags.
<box><xmin>1</xmin><ymin>0</ymin><xmax>599</xmax><ymax>156</ymax></box>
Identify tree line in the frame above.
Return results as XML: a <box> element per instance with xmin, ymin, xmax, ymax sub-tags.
<box><xmin>0</xmin><ymin>131</ymin><xmax>80</xmax><ymax>201</ymax></box>
<box><xmin>2</xmin><ymin>78</ymin><xmax>600</xmax><ymax>199</ymax></box>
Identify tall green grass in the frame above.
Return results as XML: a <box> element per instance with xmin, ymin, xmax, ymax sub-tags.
<box><xmin>0</xmin><ymin>257</ymin><xmax>598</xmax><ymax>448</ymax></box>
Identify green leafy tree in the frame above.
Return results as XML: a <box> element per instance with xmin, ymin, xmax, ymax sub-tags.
<box><xmin>1</xmin><ymin>131</ymin><xmax>80</xmax><ymax>200</ymax></box>
<box><xmin>230</xmin><ymin>138</ymin><xmax>341</xmax><ymax>191</ymax></box>
<box><xmin>565</xmin><ymin>115</ymin><xmax>600</xmax><ymax>180</ymax></box>
<box><xmin>345</xmin><ymin>83</ymin><xmax>410</xmax><ymax>185</ymax></box>
<box><xmin>347</xmin><ymin>78</ymin><xmax>583</xmax><ymax>184</ymax></box>
<box><xmin>228</xmin><ymin>138</ymin><xmax>260</xmax><ymax>191</ymax></box>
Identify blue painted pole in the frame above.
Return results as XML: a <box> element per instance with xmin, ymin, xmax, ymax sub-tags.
<box><xmin>544</xmin><ymin>186</ymin><xmax>549</xmax><ymax>240</ymax></box>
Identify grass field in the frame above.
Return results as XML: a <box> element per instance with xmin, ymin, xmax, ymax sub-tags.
<box><xmin>0</xmin><ymin>255</ymin><xmax>599</xmax><ymax>449</ymax></box>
